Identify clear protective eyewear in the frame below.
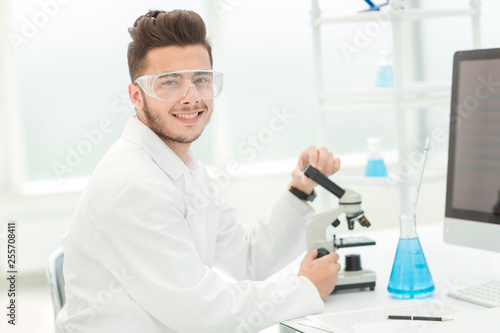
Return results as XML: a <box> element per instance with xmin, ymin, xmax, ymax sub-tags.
<box><xmin>134</xmin><ymin>70</ymin><xmax>223</xmax><ymax>102</ymax></box>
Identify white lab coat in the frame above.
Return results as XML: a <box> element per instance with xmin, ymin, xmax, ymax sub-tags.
<box><xmin>55</xmin><ymin>116</ymin><xmax>324</xmax><ymax>333</ymax></box>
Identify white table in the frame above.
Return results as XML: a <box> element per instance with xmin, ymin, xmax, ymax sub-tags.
<box><xmin>279</xmin><ymin>222</ymin><xmax>500</xmax><ymax>332</ymax></box>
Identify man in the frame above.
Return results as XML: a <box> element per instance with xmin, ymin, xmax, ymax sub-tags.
<box><xmin>56</xmin><ymin>9</ymin><xmax>341</xmax><ymax>333</ymax></box>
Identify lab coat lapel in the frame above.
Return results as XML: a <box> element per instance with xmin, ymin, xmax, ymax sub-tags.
<box><xmin>122</xmin><ymin>116</ymin><xmax>212</xmax><ymax>263</ymax></box>
<box><xmin>121</xmin><ymin>116</ymin><xmax>198</xmax><ymax>197</ymax></box>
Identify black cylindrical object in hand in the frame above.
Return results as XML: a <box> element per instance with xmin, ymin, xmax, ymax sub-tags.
<box><xmin>316</xmin><ymin>248</ymin><xmax>330</xmax><ymax>259</ymax></box>
<box><xmin>303</xmin><ymin>165</ymin><xmax>346</xmax><ymax>198</ymax></box>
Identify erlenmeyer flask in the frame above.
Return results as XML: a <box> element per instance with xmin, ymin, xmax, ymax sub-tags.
<box><xmin>387</xmin><ymin>214</ymin><xmax>434</xmax><ymax>299</ymax></box>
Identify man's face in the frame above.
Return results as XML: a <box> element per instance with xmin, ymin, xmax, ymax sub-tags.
<box><xmin>132</xmin><ymin>45</ymin><xmax>213</xmax><ymax>145</ymax></box>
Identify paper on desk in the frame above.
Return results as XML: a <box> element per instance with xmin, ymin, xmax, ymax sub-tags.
<box><xmin>303</xmin><ymin>300</ymin><xmax>460</xmax><ymax>333</ymax></box>
<box><xmin>296</xmin><ymin>319</ymin><xmax>339</xmax><ymax>333</ymax></box>
<box><xmin>352</xmin><ymin>307</ymin><xmax>500</xmax><ymax>333</ymax></box>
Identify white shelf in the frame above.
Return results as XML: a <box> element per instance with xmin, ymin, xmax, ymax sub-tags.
<box><xmin>312</xmin><ymin>8</ymin><xmax>480</xmax><ymax>26</ymax></box>
<box><xmin>319</xmin><ymin>95</ymin><xmax>450</xmax><ymax>112</ymax></box>
<box><xmin>318</xmin><ymin>81</ymin><xmax>451</xmax><ymax>99</ymax></box>
<box><xmin>334</xmin><ymin>167</ymin><xmax>446</xmax><ymax>188</ymax></box>
<box><xmin>310</xmin><ymin>0</ymin><xmax>480</xmax><ymax>213</ymax></box>
<box><xmin>317</xmin><ymin>81</ymin><xmax>451</xmax><ymax>112</ymax></box>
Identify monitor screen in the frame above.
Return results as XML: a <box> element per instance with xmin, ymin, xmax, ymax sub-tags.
<box><xmin>445</xmin><ymin>48</ymin><xmax>500</xmax><ymax>252</ymax></box>
<box><xmin>447</xmin><ymin>54</ymin><xmax>500</xmax><ymax>224</ymax></box>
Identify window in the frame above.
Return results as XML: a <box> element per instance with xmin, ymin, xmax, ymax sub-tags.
<box><xmin>7</xmin><ymin>0</ymin><xmax>497</xmax><ymax>192</ymax></box>
<box><xmin>6</xmin><ymin>0</ymin><xmax>207</xmax><ymax>185</ymax></box>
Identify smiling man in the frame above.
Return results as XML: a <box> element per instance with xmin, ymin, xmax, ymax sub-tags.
<box><xmin>131</xmin><ymin>46</ymin><xmax>216</xmax><ymax>160</ymax></box>
<box><xmin>56</xmin><ymin>9</ymin><xmax>341</xmax><ymax>333</ymax></box>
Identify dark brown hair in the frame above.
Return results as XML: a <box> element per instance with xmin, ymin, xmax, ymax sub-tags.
<box><xmin>127</xmin><ymin>9</ymin><xmax>213</xmax><ymax>82</ymax></box>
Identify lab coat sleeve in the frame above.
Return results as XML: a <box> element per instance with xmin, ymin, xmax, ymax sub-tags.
<box><xmin>97</xmin><ymin>180</ymin><xmax>323</xmax><ymax>332</ymax></box>
<box><xmin>213</xmin><ymin>191</ymin><xmax>315</xmax><ymax>281</ymax></box>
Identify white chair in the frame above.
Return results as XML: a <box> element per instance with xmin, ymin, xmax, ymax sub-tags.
<box><xmin>46</xmin><ymin>246</ymin><xmax>66</xmax><ymax>320</ymax></box>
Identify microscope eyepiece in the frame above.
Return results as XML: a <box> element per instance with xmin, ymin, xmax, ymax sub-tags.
<box><xmin>303</xmin><ymin>165</ymin><xmax>346</xmax><ymax>198</ymax></box>
<box><xmin>303</xmin><ymin>164</ymin><xmax>372</xmax><ymax>230</ymax></box>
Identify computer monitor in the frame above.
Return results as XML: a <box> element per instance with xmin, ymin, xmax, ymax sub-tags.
<box><xmin>443</xmin><ymin>47</ymin><xmax>500</xmax><ymax>253</ymax></box>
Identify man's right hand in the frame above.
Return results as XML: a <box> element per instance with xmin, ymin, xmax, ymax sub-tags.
<box><xmin>298</xmin><ymin>249</ymin><xmax>341</xmax><ymax>300</ymax></box>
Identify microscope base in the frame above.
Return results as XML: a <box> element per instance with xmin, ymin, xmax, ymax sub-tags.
<box><xmin>333</xmin><ymin>269</ymin><xmax>376</xmax><ymax>292</ymax></box>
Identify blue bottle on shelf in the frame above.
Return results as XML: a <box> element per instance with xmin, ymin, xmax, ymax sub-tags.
<box><xmin>375</xmin><ymin>49</ymin><xmax>394</xmax><ymax>88</ymax></box>
<box><xmin>388</xmin><ymin>214</ymin><xmax>435</xmax><ymax>299</ymax></box>
<box><xmin>364</xmin><ymin>137</ymin><xmax>388</xmax><ymax>178</ymax></box>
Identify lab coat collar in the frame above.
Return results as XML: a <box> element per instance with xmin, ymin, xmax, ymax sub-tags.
<box><xmin>122</xmin><ymin>116</ymin><xmax>199</xmax><ymax>190</ymax></box>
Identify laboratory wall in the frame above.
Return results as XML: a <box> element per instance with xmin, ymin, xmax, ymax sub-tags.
<box><xmin>0</xmin><ymin>0</ymin><xmax>499</xmax><ymax>277</ymax></box>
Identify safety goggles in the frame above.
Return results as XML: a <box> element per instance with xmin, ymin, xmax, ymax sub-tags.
<box><xmin>134</xmin><ymin>70</ymin><xmax>223</xmax><ymax>102</ymax></box>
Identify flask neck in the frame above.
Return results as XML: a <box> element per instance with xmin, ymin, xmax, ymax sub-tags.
<box><xmin>399</xmin><ymin>214</ymin><xmax>418</xmax><ymax>239</ymax></box>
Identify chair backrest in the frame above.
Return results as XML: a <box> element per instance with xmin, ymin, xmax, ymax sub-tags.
<box><xmin>46</xmin><ymin>246</ymin><xmax>65</xmax><ymax>320</ymax></box>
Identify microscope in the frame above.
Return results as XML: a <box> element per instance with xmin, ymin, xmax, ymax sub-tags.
<box><xmin>304</xmin><ymin>165</ymin><xmax>376</xmax><ymax>292</ymax></box>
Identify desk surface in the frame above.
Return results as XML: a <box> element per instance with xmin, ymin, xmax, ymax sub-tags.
<box><xmin>279</xmin><ymin>222</ymin><xmax>500</xmax><ymax>333</ymax></box>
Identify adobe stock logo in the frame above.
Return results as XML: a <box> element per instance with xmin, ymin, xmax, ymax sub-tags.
<box><xmin>52</xmin><ymin>119</ymin><xmax>115</xmax><ymax>179</ymax></box>
<box><xmin>51</xmin><ymin>93</ymin><xmax>134</xmax><ymax>179</ymax></box>
<box><xmin>9</xmin><ymin>0</ymin><xmax>73</xmax><ymax>53</ymax></box>
<box><xmin>213</xmin><ymin>0</ymin><xmax>245</xmax><ymax>18</ymax></box>
<box><xmin>237</xmin><ymin>107</ymin><xmax>296</xmax><ymax>161</ymax></box>
<box><xmin>236</xmin><ymin>278</ymin><xmax>300</xmax><ymax>333</ymax></box>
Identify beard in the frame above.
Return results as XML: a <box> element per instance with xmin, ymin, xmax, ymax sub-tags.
<box><xmin>142</xmin><ymin>97</ymin><xmax>209</xmax><ymax>145</ymax></box>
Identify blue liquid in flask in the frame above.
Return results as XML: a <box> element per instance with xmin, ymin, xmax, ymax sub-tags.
<box><xmin>387</xmin><ymin>237</ymin><xmax>434</xmax><ymax>299</ymax></box>
<box><xmin>365</xmin><ymin>159</ymin><xmax>388</xmax><ymax>177</ymax></box>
